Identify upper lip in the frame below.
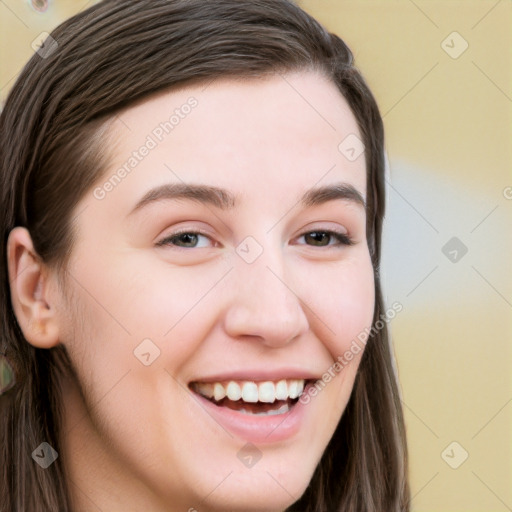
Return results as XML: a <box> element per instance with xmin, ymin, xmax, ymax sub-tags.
<box><xmin>189</xmin><ymin>367</ymin><xmax>321</xmax><ymax>384</ymax></box>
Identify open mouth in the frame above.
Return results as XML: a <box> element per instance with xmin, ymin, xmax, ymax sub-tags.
<box><xmin>190</xmin><ymin>378</ymin><xmax>311</xmax><ymax>416</ymax></box>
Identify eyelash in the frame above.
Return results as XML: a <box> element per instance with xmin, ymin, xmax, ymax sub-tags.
<box><xmin>156</xmin><ymin>228</ymin><xmax>354</xmax><ymax>249</ymax></box>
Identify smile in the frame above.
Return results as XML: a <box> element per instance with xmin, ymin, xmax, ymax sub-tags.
<box><xmin>190</xmin><ymin>379</ymin><xmax>309</xmax><ymax>416</ymax></box>
<box><xmin>187</xmin><ymin>368</ymin><xmax>321</xmax><ymax>443</ymax></box>
<box><xmin>189</xmin><ymin>379</ymin><xmax>316</xmax><ymax>443</ymax></box>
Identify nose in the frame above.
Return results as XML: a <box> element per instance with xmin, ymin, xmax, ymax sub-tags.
<box><xmin>222</xmin><ymin>246</ymin><xmax>310</xmax><ymax>348</ymax></box>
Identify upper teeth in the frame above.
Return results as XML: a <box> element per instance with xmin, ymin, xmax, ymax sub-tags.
<box><xmin>193</xmin><ymin>379</ymin><xmax>305</xmax><ymax>403</ymax></box>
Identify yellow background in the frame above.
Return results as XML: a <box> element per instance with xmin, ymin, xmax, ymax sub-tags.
<box><xmin>1</xmin><ymin>1</ymin><xmax>511</xmax><ymax>510</ymax></box>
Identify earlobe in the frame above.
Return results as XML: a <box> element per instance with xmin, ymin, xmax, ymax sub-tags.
<box><xmin>6</xmin><ymin>227</ymin><xmax>60</xmax><ymax>349</ymax></box>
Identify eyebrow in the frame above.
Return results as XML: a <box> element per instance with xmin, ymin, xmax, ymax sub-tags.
<box><xmin>129</xmin><ymin>181</ymin><xmax>365</xmax><ymax>215</ymax></box>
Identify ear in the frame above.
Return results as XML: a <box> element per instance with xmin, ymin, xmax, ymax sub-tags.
<box><xmin>6</xmin><ymin>227</ymin><xmax>60</xmax><ymax>349</ymax></box>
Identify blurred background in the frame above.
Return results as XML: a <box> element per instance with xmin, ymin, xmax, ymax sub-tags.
<box><xmin>1</xmin><ymin>1</ymin><xmax>511</xmax><ymax>510</ymax></box>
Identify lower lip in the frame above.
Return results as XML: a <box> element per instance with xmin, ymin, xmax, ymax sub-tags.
<box><xmin>191</xmin><ymin>389</ymin><xmax>310</xmax><ymax>444</ymax></box>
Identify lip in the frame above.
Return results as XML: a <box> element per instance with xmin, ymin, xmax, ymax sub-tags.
<box><xmin>190</xmin><ymin>381</ymin><xmax>315</xmax><ymax>444</ymax></box>
<box><xmin>188</xmin><ymin>367</ymin><xmax>321</xmax><ymax>384</ymax></box>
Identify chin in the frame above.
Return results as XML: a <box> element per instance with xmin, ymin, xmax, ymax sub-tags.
<box><xmin>187</xmin><ymin>452</ymin><xmax>317</xmax><ymax>512</ymax></box>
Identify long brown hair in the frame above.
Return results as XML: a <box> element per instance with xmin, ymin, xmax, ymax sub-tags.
<box><xmin>0</xmin><ymin>1</ymin><xmax>410</xmax><ymax>510</ymax></box>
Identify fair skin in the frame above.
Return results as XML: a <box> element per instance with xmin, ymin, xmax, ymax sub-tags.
<box><xmin>8</xmin><ymin>71</ymin><xmax>374</xmax><ymax>512</ymax></box>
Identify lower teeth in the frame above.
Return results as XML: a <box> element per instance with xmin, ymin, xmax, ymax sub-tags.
<box><xmin>237</xmin><ymin>403</ymin><xmax>291</xmax><ymax>416</ymax></box>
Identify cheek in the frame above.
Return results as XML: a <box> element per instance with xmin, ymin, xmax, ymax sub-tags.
<box><xmin>302</xmin><ymin>254</ymin><xmax>375</xmax><ymax>358</ymax></box>
<box><xmin>60</xmin><ymin>255</ymin><xmax>223</xmax><ymax>380</ymax></box>
<box><xmin>337</xmin><ymin>267</ymin><xmax>375</xmax><ymax>349</ymax></box>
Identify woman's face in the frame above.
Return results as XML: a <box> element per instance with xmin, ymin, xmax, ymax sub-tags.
<box><xmin>56</xmin><ymin>71</ymin><xmax>375</xmax><ymax>511</ymax></box>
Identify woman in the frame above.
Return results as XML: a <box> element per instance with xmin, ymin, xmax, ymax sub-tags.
<box><xmin>0</xmin><ymin>1</ymin><xmax>410</xmax><ymax>510</ymax></box>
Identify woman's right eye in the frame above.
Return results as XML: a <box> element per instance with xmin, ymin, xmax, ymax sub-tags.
<box><xmin>156</xmin><ymin>231</ymin><xmax>216</xmax><ymax>249</ymax></box>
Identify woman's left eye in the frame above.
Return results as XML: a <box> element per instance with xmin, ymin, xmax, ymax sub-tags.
<box><xmin>297</xmin><ymin>230</ymin><xmax>354</xmax><ymax>247</ymax></box>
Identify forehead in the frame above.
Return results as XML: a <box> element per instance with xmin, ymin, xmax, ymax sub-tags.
<box><xmin>102</xmin><ymin>71</ymin><xmax>367</xmax><ymax>211</ymax></box>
